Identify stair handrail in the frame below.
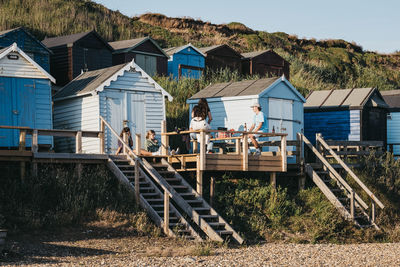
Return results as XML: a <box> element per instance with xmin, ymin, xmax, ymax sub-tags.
<box><xmin>316</xmin><ymin>134</ymin><xmax>385</xmax><ymax>210</ymax></box>
<box><xmin>300</xmin><ymin>133</ymin><xmax>369</xmax><ymax>210</ymax></box>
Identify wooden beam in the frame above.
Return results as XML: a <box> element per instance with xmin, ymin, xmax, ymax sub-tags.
<box><xmin>136</xmin><ymin>134</ymin><xmax>141</xmax><ymax>155</ymax></box>
<box><xmin>32</xmin><ymin>129</ymin><xmax>38</xmax><ymax>153</ymax></box>
<box><xmin>210</xmin><ymin>176</ymin><xmax>215</xmax><ymax>206</ymax></box>
<box><xmin>19</xmin><ymin>130</ymin><xmax>26</xmax><ymax>151</ymax></box>
<box><xmin>75</xmin><ymin>131</ymin><xmax>82</xmax><ymax>153</ymax></box>
<box><xmin>242</xmin><ymin>134</ymin><xmax>248</xmax><ymax>171</ymax></box>
<box><xmin>199</xmin><ymin>130</ymin><xmax>206</xmax><ymax>171</ymax></box>
<box><xmin>235</xmin><ymin>138</ymin><xmax>241</xmax><ymax>155</ymax></box>
<box><xmin>281</xmin><ymin>135</ymin><xmax>287</xmax><ymax>172</ymax></box>
<box><xmin>161</xmin><ymin>120</ymin><xmax>168</xmax><ymax>156</ymax></box>
<box><xmin>100</xmin><ymin>120</ymin><xmax>105</xmax><ymax>154</ymax></box>
<box><xmin>270</xmin><ymin>172</ymin><xmax>276</xmax><ymax>189</ymax></box>
<box><xmin>164</xmin><ymin>190</ymin><xmax>169</xmax><ymax>235</ymax></box>
<box><xmin>135</xmin><ymin>159</ymin><xmax>140</xmax><ymax>207</ymax></box>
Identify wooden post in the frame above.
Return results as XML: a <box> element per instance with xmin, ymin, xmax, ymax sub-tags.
<box><xmin>161</xmin><ymin>120</ymin><xmax>168</xmax><ymax>156</ymax></box>
<box><xmin>123</xmin><ymin>132</ymin><xmax>128</xmax><ymax>155</ymax></box>
<box><xmin>19</xmin><ymin>130</ymin><xmax>26</xmax><ymax>151</ymax></box>
<box><xmin>210</xmin><ymin>176</ymin><xmax>215</xmax><ymax>206</ymax></box>
<box><xmin>135</xmin><ymin>159</ymin><xmax>140</xmax><ymax>207</ymax></box>
<box><xmin>136</xmin><ymin>134</ymin><xmax>141</xmax><ymax>155</ymax></box>
<box><xmin>298</xmin><ymin>175</ymin><xmax>306</xmax><ymax>191</ymax></box>
<box><xmin>281</xmin><ymin>135</ymin><xmax>287</xmax><ymax>172</ymax></box>
<box><xmin>297</xmin><ymin>133</ymin><xmax>304</xmax><ymax>175</ymax></box>
<box><xmin>199</xmin><ymin>130</ymin><xmax>206</xmax><ymax>171</ymax></box>
<box><xmin>196</xmin><ymin>153</ymin><xmax>203</xmax><ymax>196</ymax></box>
<box><xmin>75</xmin><ymin>131</ymin><xmax>82</xmax><ymax>153</ymax></box>
<box><xmin>270</xmin><ymin>172</ymin><xmax>277</xmax><ymax>189</ymax></box>
<box><xmin>350</xmin><ymin>190</ymin><xmax>355</xmax><ymax>220</ymax></box>
<box><xmin>371</xmin><ymin>201</ymin><xmax>376</xmax><ymax>223</ymax></box>
<box><xmin>242</xmin><ymin>133</ymin><xmax>248</xmax><ymax>171</ymax></box>
<box><xmin>235</xmin><ymin>138</ymin><xmax>241</xmax><ymax>155</ymax></box>
<box><xmin>164</xmin><ymin>190</ymin><xmax>169</xmax><ymax>234</ymax></box>
<box><xmin>193</xmin><ymin>139</ymin><xmax>198</xmax><ymax>153</ymax></box>
<box><xmin>100</xmin><ymin>120</ymin><xmax>105</xmax><ymax>154</ymax></box>
<box><xmin>75</xmin><ymin>163</ymin><xmax>83</xmax><ymax>179</ymax></box>
<box><xmin>32</xmin><ymin>129</ymin><xmax>38</xmax><ymax>153</ymax></box>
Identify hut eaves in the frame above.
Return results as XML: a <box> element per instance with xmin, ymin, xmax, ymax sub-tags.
<box><xmin>109</xmin><ymin>36</ymin><xmax>168</xmax><ymax>57</ymax></box>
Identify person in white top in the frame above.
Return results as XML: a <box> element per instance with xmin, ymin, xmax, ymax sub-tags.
<box><xmin>190</xmin><ymin>105</ymin><xmax>213</xmax><ymax>153</ymax></box>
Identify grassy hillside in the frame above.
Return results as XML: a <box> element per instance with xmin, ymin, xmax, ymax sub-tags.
<box><xmin>1</xmin><ymin>0</ymin><xmax>399</xmax><ymax>96</ymax></box>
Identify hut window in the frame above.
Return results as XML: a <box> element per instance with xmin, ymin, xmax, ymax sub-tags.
<box><xmin>387</xmin><ymin>113</ymin><xmax>392</xmax><ymax>120</ymax></box>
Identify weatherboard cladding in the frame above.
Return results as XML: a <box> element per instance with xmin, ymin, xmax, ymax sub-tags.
<box><xmin>167</xmin><ymin>44</ymin><xmax>205</xmax><ymax>79</ymax></box>
<box><xmin>0</xmin><ymin>27</ymin><xmax>51</xmax><ymax>71</ymax></box>
<box><xmin>199</xmin><ymin>44</ymin><xmax>242</xmax><ymax>72</ymax></box>
<box><xmin>387</xmin><ymin>112</ymin><xmax>400</xmax><ymax>156</ymax></box>
<box><xmin>381</xmin><ymin>90</ymin><xmax>400</xmax><ymax>109</ymax></box>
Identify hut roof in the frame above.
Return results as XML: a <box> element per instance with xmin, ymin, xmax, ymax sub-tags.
<box><xmin>188</xmin><ymin>76</ymin><xmax>305</xmax><ymax>102</ymax></box>
<box><xmin>164</xmin><ymin>43</ymin><xmax>205</xmax><ymax>57</ymax></box>
<box><xmin>109</xmin><ymin>36</ymin><xmax>168</xmax><ymax>57</ymax></box>
<box><xmin>305</xmin><ymin>88</ymin><xmax>388</xmax><ymax>109</ymax></box>
<box><xmin>199</xmin><ymin>44</ymin><xmax>242</xmax><ymax>58</ymax></box>
<box><xmin>241</xmin><ymin>50</ymin><xmax>269</xmax><ymax>59</ymax></box>
<box><xmin>0</xmin><ymin>43</ymin><xmax>55</xmax><ymax>83</ymax></box>
<box><xmin>54</xmin><ymin>60</ymin><xmax>172</xmax><ymax>101</ymax></box>
<box><xmin>42</xmin><ymin>30</ymin><xmax>113</xmax><ymax>51</ymax></box>
<box><xmin>0</xmin><ymin>27</ymin><xmax>52</xmax><ymax>54</ymax></box>
<box><xmin>381</xmin><ymin>90</ymin><xmax>400</xmax><ymax>108</ymax></box>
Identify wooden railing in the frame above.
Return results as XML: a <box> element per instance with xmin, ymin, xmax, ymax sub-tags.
<box><xmin>316</xmin><ymin>133</ymin><xmax>384</xmax><ymax>222</ymax></box>
<box><xmin>323</xmin><ymin>140</ymin><xmax>384</xmax><ymax>161</ymax></box>
<box><xmin>388</xmin><ymin>143</ymin><xmax>400</xmax><ymax>157</ymax></box>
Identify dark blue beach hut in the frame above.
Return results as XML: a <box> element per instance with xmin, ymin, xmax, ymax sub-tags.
<box><xmin>164</xmin><ymin>44</ymin><xmax>205</xmax><ymax>80</ymax></box>
<box><xmin>304</xmin><ymin>88</ymin><xmax>388</xmax><ymax>144</ymax></box>
<box><xmin>0</xmin><ymin>27</ymin><xmax>52</xmax><ymax>72</ymax></box>
<box><xmin>0</xmin><ymin>43</ymin><xmax>55</xmax><ymax>148</ymax></box>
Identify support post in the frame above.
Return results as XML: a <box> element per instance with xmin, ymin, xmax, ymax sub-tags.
<box><xmin>100</xmin><ymin>120</ymin><xmax>105</xmax><ymax>154</ymax></box>
<box><xmin>371</xmin><ymin>201</ymin><xmax>376</xmax><ymax>223</ymax></box>
<box><xmin>199</xmin><ymin>130</ymin><xmax>206</xmax><ymax>171</ymax></box>
<box><xmin>19</xmin><ymin>130</ymin><xmax>26</xmax><ymax>151</ymax></box>
<box><xmin>32</xmin><ymin>129</ymin><xmax>38</xmax><ymax>153</ymax></box>
<box><xmin>135</xmin><ymin>159</ymin><xmax>140</xmax><ymax>207</ymax></box>
<box><xmin>136</xmin><ymin>134</ymin><xmax>141</xmax><ymax>155</ymax></box>
<box><xmin>161</xmin><ymin>120</ymin><xmax>168</xmax><ymax>156</ymax></box>
<box><xmin>281</xmin><ymin>135</ymin><xmax>287</xmax><ymax>172</ymax></box>
<box><xmin>210</xmin><ymin>176</ymin><xmax>215</xmax><ymax>206</ymax></box>
<box><xmin>298</xmin><ymin>175</ymin><xmax>306</xmax><ymax>191</ymax></box>
<box><xmin>123</xmin><ymin>132</ymin><xmax>128</xmax><ymax>155</ymax></box>
<box><xmin>75</xmin><ymin>131</ymin><xmax>82</xmax><ymax>153</ymax></box>
<box><xmin>270</xmin><ymin>172</ymin><xmax>277</xmax><ymax>189</ymax></box>
<box><xmin>193</xmin><ymin>139</ymin><xmax>198</xmax><ymax>153</ymax></box>
<box><xmin>164</xmin><ymin>190</ymin><xmax>169</xmax><ymax>234</ymax></box>
<box><xmin>350</xmin><ymin>190</ymin><xmax>355</xmax><ymax>220</ymax></box>
<box><xmin>196</xmin><ymin>155</ymin><xmax>203</xmax><ymax>196</ymax></box>
<box><xmin>235</xmin><ymin>138</ymin><xmax>241</xmax><ymax>155</ymax></box>
<box><xmin>242</xmin><ymin>133</ymin><xmax>248</xmax><ymax>171</ymax></box>
<box><xmin>75</xmin><ymin>163</ymin><xmax>83</xmax><ymax>179</ymax></box>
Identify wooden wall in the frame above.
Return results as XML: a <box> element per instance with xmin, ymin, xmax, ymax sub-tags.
<box><xmin>168</xmin><ymin>47</ymin><xmax>204</xmax><ymax>79</ymax></box>
<box><xmin>204</xmin><ymin>47</ymin><xmax>241</xmax><ymax>72</ymax></box>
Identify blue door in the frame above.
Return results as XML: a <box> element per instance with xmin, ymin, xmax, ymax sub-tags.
<box><xmin>0</xmin><ymin>77</ymin><xmax>15</xmax><ymax>147</ymax></box>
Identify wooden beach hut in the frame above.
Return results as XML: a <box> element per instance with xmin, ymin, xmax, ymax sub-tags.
<box><xmin>53</xmin><ymin>60</ymin><xmax>172</xmax><ymax>154</ymax></box>
<box><xmin>241</xmin><ymin>50</ymin><xmax>290</xmax><ymax>79</ymax></box>
<box><xmin>109</xmin><ymin>36</ymin><xmax>168</xmax><ymax>76</ymax></box>
<box><xmin>187</xmin><ymin>76</ymin><xmax>305</xmax><ymax>156</ymax></box>
<box><xmin>381</xmin><ymin>90</ymin><xmax>400</xmax><ymax>156</ymax></box>
<box><xmin>42</xmin><ymin>30</ymin><xmax>114</xmax><ymax>86</ymax></box>
<box><xmin>199</xmin><ymin>44</ymin><xmax>242</xmax><ymax>72</ymax></box>
<box><xmin>304</xmin><ymin>88</ymin><xmax>388</xmax><ymax>144</ymax></box>
<box><xmin>164</xmin><ymin>44</ymin><xmax>205</xmax><ymax>79</ymax></box>
<box><xmin>0</xmin><ymin>43</ymin><xmax>55</xmax><ymax>148</ymax></box>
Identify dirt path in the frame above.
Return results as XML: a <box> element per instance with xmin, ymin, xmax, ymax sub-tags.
<box><xmin>1</xmin><ymin>227</ymin><xmax>399</xmax><ymax>266</ymax></box>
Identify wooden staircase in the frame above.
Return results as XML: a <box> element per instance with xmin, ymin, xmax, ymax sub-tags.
<box><xmin>140</xmin><ymin>156</ymin><xmax>244</xmax><ymax>244</ymax></box>
<box><xmin>301</xmin><ymin>133</ymin><xmax>384</xmax><ymax>229</ymax></box>
<box><xmin>107</xmin><ymin>155</ymin><xmax>202</xmax><ymax>241</ymax></box>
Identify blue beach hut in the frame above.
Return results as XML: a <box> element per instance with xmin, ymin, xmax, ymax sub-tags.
<box><xmin>381</xmin><ymin>90</ymin><xmax>400</xmax><ymax>156</ymax></box>
<box><xmin>164</xmin><ymin>44</ymin><xmax>205</xmax><ymax>80</ymax></box>
<box><xmin>0</xmin><ymin>43</ymin><xmax>56</xmax><ymax>148</ymax></box>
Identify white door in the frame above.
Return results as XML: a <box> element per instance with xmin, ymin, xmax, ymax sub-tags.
<box><xmin>127</xmin><ymin>93</ymin><xmax>145</xmax><ymax>148</ymax></box>
<box><xmin>268</xmin><ymin>98</ymin><xmax>293</xmax><ymax>153</ymax></box>
<box><xmin>105</xmin><ymin>92</ymin><xmax>125</xmax><ymax>154</ymax></box>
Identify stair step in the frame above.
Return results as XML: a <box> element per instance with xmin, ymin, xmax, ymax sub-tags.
<box><xmin>216</xmin><ymin>230</ymin><xmax>233</xmax><ymax>235</ymax></box>
<box><xmin>330</xmin><ymin>188</ymin><xmax>342</xmax><ymax>192</ymax></box>
<box><xmin>165</xmin><ymin>178</ymin><xmax>181</xmax><ymax>182</ymax></box>
<box><xmin>316</xmin><ymin>171</ymin><xmax>329</xmax><ymax>175</ymax></box>
<box><xmin>186</xmin><ymin>199</ymin><xmax>203</xmax><ymax>204</ymax></box>
<box><xmin>179</xmin><ymin>192</ymin><xmax>196</xmax><ymax>197</ymax></box>
<box><xmin>169</xmin><ymin>223</ymin><xmax>185</xmax><ymax>227</ymax></box>
<box><xmin>141</xmin><ymin>193</ymin><xmax>159</xmax><ymax>197</ymax></box>
<box><xmin>172</xmin><ymin>185</ymin><xmax>188</xmax><ymax>189</ymax></box>
<box><xmin>193</xmin><ymin>207</ymin><xmax>210</xmax><ymax>211</ymax></box>
<box><xmin>151</xmin><ymin>205</ymin><xmax>166</xmax><ymax>208</ymax></box>
<box><xmin>122</xmin><ymin>170</ymin><xmax>135</xmax><ymax>173</ymax></box>
<box><xmin>200</xmin><ymin>215</ymin><xmax>218</xmax><ymax>220</ymax></box>
<box><xmin>208</xmin><ymin>222</ymin><xmax>225</xmax><ymax>227</ymax></box>
<box><xmin>151</xmin><ymin>163</ymin><xmax>169</xmax><ymax>168</ymax></box>
<box><xmin>146</xmin><ymin>198</ymin><xmax>163</xmax><ymax>202</ymax></box>
<box><xmin>139</xmin><ymin>187</ymin><xmax>154</xmax><ymax>191</ymax></box>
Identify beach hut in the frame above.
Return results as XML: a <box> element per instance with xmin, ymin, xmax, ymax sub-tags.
<box><xmin>53</xmin><ymin>60</ymin><xmax>172</xmax><ymax>154</ymax></box>
<box><xmin>0</xmin><ymin>43</ymin><xmax>55</xmax><ymax>148</ymax></box>
<box><xmin>109</xmin><ymin>36</ymin><xmax>168</xmax><ymax>76</ymax></box>
<box><xmin>164</xmin><ymin>44</ymin><xmax>205</xmax><ymax>79</ymax></box>
<box><xmin>381</xmin><ymin>90</ymin><xmax>400</xmax><ymax>156</ymax></box>
<box><xmin>199</xmin><ymin>44</ymin><xmax>242</xmax><ymax>72</ymax></box>
<box><xmin>241</xmin><ymin>50</ymin><xmax>290</xmax><ymax>79</ymax></box>
<box><xmin>42</xmin><ymin>30</ymin><xmax>114</xmax><ymax>86</ymax></box>
<box><xmin>304</xmin><ymin>88</ymin><xmax>388</xmax><ymax>144</ymax></box>
<box><xmin>187</xmin><ymin>76</ymin><xmax>305</xmax><ymax>146</ymax></box>
<box><xmin>0</xmin><ymin>27</ymin><xmax>52</xmax><ymax>72</ymax></box>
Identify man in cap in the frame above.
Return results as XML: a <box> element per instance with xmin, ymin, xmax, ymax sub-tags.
<box><xmin>248</xmin><ymin>102</ymin><xmax>268</xmax><ymax>155</ymax></box>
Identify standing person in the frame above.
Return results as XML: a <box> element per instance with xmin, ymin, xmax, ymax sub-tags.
<box><xmin>248</xmin><ymin>103</ymin><xmax>268</xmax><ymax>155</ymax></box>
<box><xmin>190</xmin><ymin>105</ymin><xmax>213</xmax><ymax>153</ymax></box>
<box><xmin>115</xmin><ymin>127</ymin><xmax>133</xmax><ymax>154</ymax></box>
<box><xmin>198</xmin><ymin>98</ymin><xmax>212</xmax><ymax>124</ymax></box>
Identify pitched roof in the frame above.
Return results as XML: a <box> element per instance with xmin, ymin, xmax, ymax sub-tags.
<box><xmin>199</xmin><ymin>44</ymin><xmax>242</xmax><ymax>58</ymax></box>
<box><xmin>305</xmin><ymin>88</ymin><xmax>388</xmax><ymax>109</ymax></box>
<box><xmin>109</xmin><ymin>36</ymin><xmax>168</xmax><ymax>57</ymax></box>
<box><xmin>54</xmin><ymin>60</ymin><xmax>172</xmax><ymax>101</ymax></box>
<box><xmin>164</xmin><ymin>43</ymin><xmax>205</xmax><ymax>57</ymax></box>
<box><xmin>42</xmin><ymin>30</ymin><xmax>113</xmax><ymax>51</ymax></box>
<box><xmin>0</xmin><ymin>43</ymin><xmax>55</xmax><ymax>83</ymax></box>
<box><xmin>189</xmin><ymin>77</ymin><xmax>279</xmax><ymax>99</ymax></box>
<box><xmin>381</xmin><ymin>90</ymin><xmax>400</xmax><ymax>108</ymax></box>
<box><xmin>241</xmin><ymin>50</ymin><xmax>267</xmax><ymax>59</ymax></box>
<box><xmin>0</xmin><ymin>27</ymin><xmax>52</xmax><ymax>54</ymax></box>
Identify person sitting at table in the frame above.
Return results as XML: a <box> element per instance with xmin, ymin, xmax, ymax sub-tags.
<box><xmin>248</xmin><ymin>102</ymin><xmax>268</xmax><ymax>155</ymax></box>
<box><xmin>190</xmin><ymin>105</ymin><xmax>213</xmax><ymax>153</ymax></box>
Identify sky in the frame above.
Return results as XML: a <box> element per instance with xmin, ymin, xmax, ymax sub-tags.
<box><xmin>94</xmin><ymin>0</ymin><xmax>399</xmax><ymax>54</ymax></box>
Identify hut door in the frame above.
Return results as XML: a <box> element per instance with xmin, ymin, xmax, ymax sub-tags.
<box><xmin>105</xmin><ymin>92</ymin><xmax>124</xmax><ymax>154</ymax></box>
<box><xmin>0</xmin><ymin>77</ymin><xmax>14</xmax><ymax>147</ymax></box>
<box><xmin>136</xmin><ymin>54</ymin><xmax>157</xmax><ymax>76</ymax></box>
<box><xmin>127</xmin><ymin>93</ymin><xmax>145</xmax><ymax>148</ymax></box>
<box><xmin>16</xmin><ymin>79</ymin><xmax>36</xmax><ymax>147</ymax></box>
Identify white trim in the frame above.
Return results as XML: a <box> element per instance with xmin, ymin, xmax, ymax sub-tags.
<box><xmin>187</xmin><ymin>94</ymin><xmax>258</xmax><ymax>104</ymax></box>
<box><xmin>0</xmin><ymin>43</ymin><xmax>56</xmax><ymax>83</ymax></box>
<box><xmin>168</xmin><ymin>43</ymin><xmax>206</xmax><ymax>58</ymax></box>
<box><xmin>260</xmin><ymin>75</ymin><xmax>306</xmax><ymax>103</ymax></box>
